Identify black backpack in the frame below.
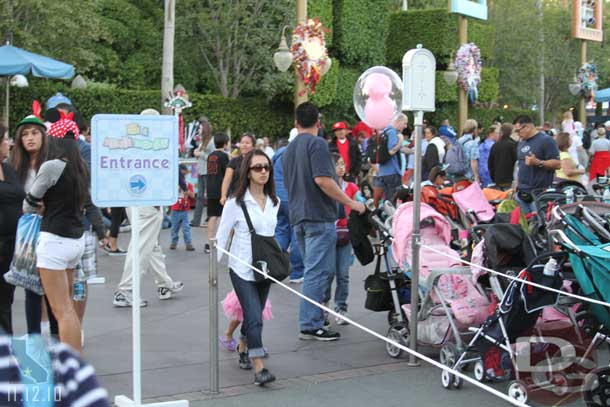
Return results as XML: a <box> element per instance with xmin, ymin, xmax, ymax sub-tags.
<box><xmin>366</xmin><ymin>131</ymin><xmax>392</xmax><ymax>164</ymax></box>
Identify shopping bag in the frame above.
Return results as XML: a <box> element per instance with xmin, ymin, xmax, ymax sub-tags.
<box><xmin>4</xmin><ymin>214</ymin><xmax>44</xmax><ymax>295</ymax></box>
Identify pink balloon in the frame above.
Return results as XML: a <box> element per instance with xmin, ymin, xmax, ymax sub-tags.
<box><xmin>364</xmin><ymin>98</ymin><xmax>395</xmax><ymax>130</ymax></box>
<box><xmin>364</xmin><ymin>73</ymin><xmax>392</xmax><ymax>100</ymax></box>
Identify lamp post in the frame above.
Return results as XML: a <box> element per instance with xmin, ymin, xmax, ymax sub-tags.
<box><xmin>443</xmin><ymin>54</ymin><xmax>458</xmax><ymax>86</ymax></box>
<box><xmin>295</xmin><ymin>0</ymin><xmax>308</xmax><ymax>107</ymax></box>
<box><xmin>4</xmin><ymin>74</ymin><xmax>28</xmax><ymax>130</ymax></box>
<box><xmin>273</xmin><ymin>0</ymin><xmax>309</xmax><ymax>108</ymax></box>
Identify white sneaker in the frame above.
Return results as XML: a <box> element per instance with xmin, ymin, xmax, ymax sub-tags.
<box><xmin>289</xmin><ymin>277</ymin><xmax>304</xmax><ymax>284</ymax></box>
<box><xmin>113</xmin><ymin>291</ymin><xmax>148</xmax><ymax>307</ymax></box>
<box><xmin>158</xmin><ymin>281</ymin><xmax>184</xmax><ymax>300</ymax></box>
<box><xmin>335</xmin><ymin>310</ymin><xmax>350</xmax><ymax>326</ymax></box>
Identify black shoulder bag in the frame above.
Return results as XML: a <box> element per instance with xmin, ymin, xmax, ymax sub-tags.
<box><xmin>239</xmin><ymin>200</ymin><xmax>291</xmax><ymax>283</ymax></box>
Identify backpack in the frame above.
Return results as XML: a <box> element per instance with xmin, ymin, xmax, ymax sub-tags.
<box><xmin>366</xmin><ymin>131</ymin><xmax>392</xmax><ymax>164</ymax></box>
<box><xmin>444</xmin><ymin>138</ymin><xmax>468</xmax><ymax>176</ymax></box>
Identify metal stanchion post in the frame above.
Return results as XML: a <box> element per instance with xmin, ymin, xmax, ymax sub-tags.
<box><xmin>408</xmin><ymin>111</ymin><xmax>423</xmax><ymax>367</ymax></box>
<box><xmin>209</xmin><ymin>239</ymin><xmax>219</xmax><ymax>393</ymax></box>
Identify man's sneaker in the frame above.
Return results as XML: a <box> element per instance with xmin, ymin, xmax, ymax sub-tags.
<box><xmin>113</xmin><ymin>291</ymin><xmax>148</xmax><ymax>307</ymax></box>
<box><xmin>103</xmin><ymin>244</ymin><xmax>127</xmax><ymax>256</ymax></box>
<box><xmin>204</xmin><ymin>243</ymin><xmax>211</xmax><ymax>254</ymax></box>
<box><xmin>189</xmin><ymin>222</ymin><xmax>201</xmax><ymax>228</ymax></box>
<box><xmin>299</xmin><ymin>328</ymin><xmax>341</xmax><ymax>341</ymax></box>
<box><xmin>186</xmin><ymin>244</ymin><xmax>195</xmax><ymax>251</ymax></box>
<box><xmin>239</xmin><ymin>351</ymin><xmax>252</xmax><ymax>370</ymax></box>
<box><xmin>288</xmin><ymin>276</ymin><xmax>304</xmax><ymax>284</ymax></box>
<box><xmin>335</xmin><ymin>310</ymin><xmax>350</xmax><ymax>326</ymax></box>
<box><xmin>169</xmin><ymin>243</ymin><xmax>177</xmax><ymax>250</ymax></box>
<box><xmin>254</xmin><ymin>368</ymin><xmax>276</xmax><ymax>386</ymax></box>
<box><xmin>158</xmin><ymin>281</ymin><xmax>184</xmax><ymax>300</ymax></box>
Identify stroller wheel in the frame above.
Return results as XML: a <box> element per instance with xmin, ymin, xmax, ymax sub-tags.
<box><xmin>583</xmin><ymin>367</ymin><xmax>610</xmax><ymax>407</ymax></box>
<box><xmin>439</xmin><ymin>343</ymin><xmax>458</xmax><ymax>366</ymax></box>
<box><xmin>507</xmin><ymin>380</ymin><xmax>528</xmax><ymax>404</ymax></box>
<box><xmin>474</xmin><ymin>359</ymin><xmax>485</xmax><ymax>382</ymax></box>
<box><xmin>385</xmin><ymin>326</ymin><xmax>408</xmax><ymax>358</ymax></box>
<box><xmin>387</xmin><ymin>309</ymin><xmax>408</xmax><ymax>326</ymax></box>
<box><xmin>441</xmin><ymin>369</ymin><xmax>454</xmax><ymax>389</ymax></box>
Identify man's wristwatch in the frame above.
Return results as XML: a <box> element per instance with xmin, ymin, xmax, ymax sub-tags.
<box><xmin>536</xmin><ymin>160</ymin><xmax>544</xmax><ymax>168</ymax></box>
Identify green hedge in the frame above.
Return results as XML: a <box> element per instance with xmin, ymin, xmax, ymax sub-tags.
<box><xmin>312</xmin><ymin>59</ymin><xmax>340</xmax><ymax>107</ymax></box>
<box><xmin>309</xmin><ymin>0</ymin><xmax>334</xmax><ymax>47</ymax></box>
<box><xmin>386</xmin><ymin>9</ymin><xmax>495</xmax><ymax>68</ymax></box>
<box><xmin>9</xmin><ymin>81</ymin><xmax>293</xmax><ymax>139</ymax></box>
<box><xmin>424</xmin><ymin>104</ymin><xmax>531</xmax><ymax>128</ymax></box>
<box><xmin>333</xmin><ymin>0</ymin><xmax>394</xmax><ymax>69</ymax></box>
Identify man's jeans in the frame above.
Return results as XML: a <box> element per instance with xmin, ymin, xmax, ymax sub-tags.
<box><xmin>170</xmin><ymin>210</ymin><xmax>192</xmax><ymax>245</ymax></box>
<box><xmin>294</xmin><ymin>221</ymin><xmax>336</xmax><ymax>331</ymax></box>
<box><xmin>324</xmin><ymin>243</ymin><xmax>352</xmax><ymax>312</ymax></box>
<box><xmin>229</xmin><ymin>269</ymin><xmax>270</xmax><ymax>358</ymax></box>
<box><xmin>275</xmin><ymin>201</ymin><xmax>304</xmax><ymax>280</ymax></box>
<box><xmin>191</xmin><ymin>174</ymin><xmax>207</xmax><ymax>225</ymax></box>
<box><xmin>379</xmin><ymin>174</ymin><xmax>401</xmax><ymax>201</ymax></box>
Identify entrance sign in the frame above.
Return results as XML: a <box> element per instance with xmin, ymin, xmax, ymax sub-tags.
<box><xmin>450</xmin><ymin>0</ymin><xmax>488</xmax><ymax>20</ymax></box>
<box><xmin>91</xmin><ymin>114</ymin><xmax>179</xmax><ymax>207</ymax></box>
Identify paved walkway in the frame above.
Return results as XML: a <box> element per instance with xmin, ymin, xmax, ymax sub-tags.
<box><xmin>9</xmin><ymin>225</ymin><xmax>591</xmax><ymax>406</ymax></box>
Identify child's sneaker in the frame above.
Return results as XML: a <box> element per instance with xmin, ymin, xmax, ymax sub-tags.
<box><xmin>335</xmin><ymin>310</ymin><xmax>350</xmax><ymax>326</ymax></box>
<box><xmin>204</xmin><ymin>243</ymin><xmax>211</xmax><ymax>254</ymax></box>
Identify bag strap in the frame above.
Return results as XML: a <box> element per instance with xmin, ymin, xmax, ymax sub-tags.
<box><xmin>239</xmin><ymin>200</ymin><xmax>255</xmax><ymax>234</ymax></box>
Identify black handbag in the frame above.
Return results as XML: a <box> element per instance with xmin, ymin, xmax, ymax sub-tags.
<box><xmin>240</xmin><ymin>201</ymin><xmax>291</xmax><ymax>283</ymax></box>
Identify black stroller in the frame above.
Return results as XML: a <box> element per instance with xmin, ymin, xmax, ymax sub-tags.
<box><xmin>440</xmin><ymin>252</ymin><xmax>566</xmax><ymax>404</ymax></box>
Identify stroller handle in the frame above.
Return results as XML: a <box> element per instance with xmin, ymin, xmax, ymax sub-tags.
<box><xmin>548</xmin><ymin>229</ymin><xmax>581</xmax><ymax>254</ymax></box>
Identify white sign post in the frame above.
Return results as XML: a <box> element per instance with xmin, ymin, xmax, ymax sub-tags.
<box><xmin>91</xmin><ymin>114</ymin><xmax>187</xmax><ymax>407</ymax></box>
<box><xmin>402</xmin><ymin>45</ymin><xmax>436</xmax><ymax>367</ymax></box>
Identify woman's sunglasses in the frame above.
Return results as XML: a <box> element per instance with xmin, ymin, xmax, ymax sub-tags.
<box><xmin>250</xmin><ymin>164</ymin><xmax>270</xmax><ymax>173</ymax></box>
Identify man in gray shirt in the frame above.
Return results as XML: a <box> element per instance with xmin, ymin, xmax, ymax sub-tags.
<box><xmin>283</xmin><ymin>102</ymin><xmax>365</xmax><ymax>341</ymax></box>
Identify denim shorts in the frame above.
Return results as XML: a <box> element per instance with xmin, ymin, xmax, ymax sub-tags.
<box><xmin>36</xmin><ymin>232</ymin><xmax>85</xmax><ymax>270</ymax></box>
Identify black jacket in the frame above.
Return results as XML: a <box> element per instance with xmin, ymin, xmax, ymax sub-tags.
<box><xmin>329</xmin><ymin>136</ymin><xmax>362</xmax><ymax>179</ymax></box>
<box><xmin>488</xmin><ymin>138</ymin><xmax>517</xmax><ymax>186</ymax></box>
<box><xmin>0</xmin><ymin>163</ymin><xmax>25</xmax><ymax>241</ymax></box>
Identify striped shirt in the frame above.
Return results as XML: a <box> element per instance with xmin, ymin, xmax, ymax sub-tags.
<box><xmin>0</xmin><ymin>336</ymin><xmax>109</xmax><ymax>407</ymax></box>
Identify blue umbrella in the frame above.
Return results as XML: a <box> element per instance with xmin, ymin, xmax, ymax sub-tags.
<box><xmin>1</xmin><ymin>43</ymin><xmax>75</xmax><ymax>130</ymax></box>
<box><xmin>0</xmin><ymin>44</ymin><xmax>74</xmax><ymax>79</ymax></box>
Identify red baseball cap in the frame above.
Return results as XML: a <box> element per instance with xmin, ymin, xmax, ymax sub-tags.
<box><xmin>332</xmin><ymin>122</ymin><xmax>350</xmax><ymax>132</ymax></box>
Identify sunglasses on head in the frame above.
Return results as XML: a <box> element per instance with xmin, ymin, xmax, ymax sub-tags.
<box><xmin>250</xmin><ymin>164</ymin><xmax>270</xmax><ymax>173</ymax></box>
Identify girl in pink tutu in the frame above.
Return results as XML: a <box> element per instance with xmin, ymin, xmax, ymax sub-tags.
<box><xmin>219</xmin><ymin>290</ymin><xmax>273</xmax><ymax>353</ymax></box>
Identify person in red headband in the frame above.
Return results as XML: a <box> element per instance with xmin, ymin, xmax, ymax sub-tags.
<box><xmin>329</xmin><ymin>122</ymin><xmax>361</xmax><ymax>182</ymax></box>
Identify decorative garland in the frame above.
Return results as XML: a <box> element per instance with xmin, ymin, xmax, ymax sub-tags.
<box><xmin>291</xmin><ymin>18</ymin><xmax>330</xmax><ymax>96</ymax></box>
<box><xmin>455</xmin><ymin>43</ymin><xmax>482</xmax><ymax>104</ymax></box>
<box><xmin>577</xmin><ymin>62</ymin><xmax>598</xmax><ymax>101</ymax></box>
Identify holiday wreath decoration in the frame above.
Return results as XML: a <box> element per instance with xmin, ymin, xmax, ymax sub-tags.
<box><xmin>577</xmin><ymin>62</ymin><xmax>598</xmax><ymax>102</ymax></box>
<box><xmin>291</xmin><ymin>18</ymin><xmax>330</xmax><ymax>96</ymax></box>
<box><xmin>455</xmin><ymin>43</ymin><xmax>482</xmax><ymax>103</ymax></box>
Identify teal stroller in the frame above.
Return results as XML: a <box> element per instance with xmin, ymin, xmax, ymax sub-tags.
<box><xmin>550</xmin><ymin>205</ymin><xmax>610</xmax><ymax>407</ymax></box>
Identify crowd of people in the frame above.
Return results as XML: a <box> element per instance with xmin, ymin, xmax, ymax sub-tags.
<box><xmin>3</xmin><ymin>92</ymin><xmax>610</xmax><ymax>397</ymax></box>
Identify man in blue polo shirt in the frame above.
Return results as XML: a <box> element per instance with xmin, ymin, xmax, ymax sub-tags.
<box><xmin>514</xmin><ymin>115</ymin><xmax>561</xmax><ymax>214</ymax></box>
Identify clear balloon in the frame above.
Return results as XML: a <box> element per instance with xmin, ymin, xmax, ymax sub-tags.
<box><xmin>353</xmin><ymin>66</ymin><xmax>403</xmax><ymax>130</ymax></box>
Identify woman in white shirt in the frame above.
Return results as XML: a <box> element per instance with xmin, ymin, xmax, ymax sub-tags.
<box><xmin>216</xmin><ymin>150</ymin><xmax>280</xmax><ymax>386</ymax></box>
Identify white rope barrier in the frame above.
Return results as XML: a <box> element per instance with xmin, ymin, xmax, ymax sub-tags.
<box><xmin>214</xmin><ymin>245</ymin><xmax>530</xmax><ymax>407</ymax></box>
<box><xmin>419</xmin><ymin>242</ymin><xmax>610</xmax><ymax>310</ymax></box>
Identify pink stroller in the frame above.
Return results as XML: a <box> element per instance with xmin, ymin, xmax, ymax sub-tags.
<box><xmin>391</xmin><ymin>202</ymin><xmax>490</xmax><ymax>358</ymax></box>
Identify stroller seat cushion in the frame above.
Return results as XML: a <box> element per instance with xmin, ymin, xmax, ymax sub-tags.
<box><xmin>451</xmin><ymin>296</ymin><xmax>490</xmax><ymax>326</ymax></box>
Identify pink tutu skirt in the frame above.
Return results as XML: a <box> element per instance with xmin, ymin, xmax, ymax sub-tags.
<box><xmin>222</xmin><ymin>290</ymin><xmax>273</xmax><ymax>321</ymax></box>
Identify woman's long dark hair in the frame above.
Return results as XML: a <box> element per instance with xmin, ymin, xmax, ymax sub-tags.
<box><xmin>234</xmin><ymin>150</ymin><xmax>278</xmax><ymax>206</ymax></box>
<box><xmin>47</xmin><ymin>135</ymin><xmax>89</xmax><ymax>209</ymax></box>
<box><xmin>9</xmin><ymin>124</ymin><xmax>49</xmax><ymax>185</ymax></box>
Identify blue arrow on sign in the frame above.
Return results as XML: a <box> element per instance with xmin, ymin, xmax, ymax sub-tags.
<box><xmin>129</xmin><ymin>175</ymin><xmax>146</xmax><ymax>194</ymax></box>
